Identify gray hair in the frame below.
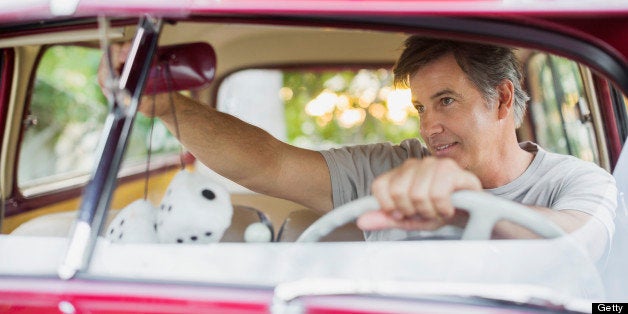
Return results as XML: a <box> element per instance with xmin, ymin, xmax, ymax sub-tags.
<box><xmin>393</xmin><ymin>36</ymin><xmax>529</xmax><ymax>127</ymax></box>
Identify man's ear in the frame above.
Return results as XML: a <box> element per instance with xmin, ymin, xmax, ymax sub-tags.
<box><xmin>497</xmin><ymin>79</ymin><xmax>515</xmax><ymax>120</ymax></box>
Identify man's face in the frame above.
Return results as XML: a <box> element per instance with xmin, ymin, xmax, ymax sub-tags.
<box><xmin>410</xmin><ymin>53</ymin><xmax>499</xmax><ymax>172</ymax></box>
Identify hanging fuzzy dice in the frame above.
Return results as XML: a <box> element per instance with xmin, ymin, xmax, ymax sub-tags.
<box><xmin>156</xmin><ymin>170</ymin><xmax>233</xmax><ymax>243</ymax></box>
<box><xmin>106</xmin><ymin>199</ymin><xmax>159</xmax><ymax>243</ymax></box>
<box><xmin>105</xmin><ymin>170</ymin><xmax>233</xmax><ymax>244</ymax></box>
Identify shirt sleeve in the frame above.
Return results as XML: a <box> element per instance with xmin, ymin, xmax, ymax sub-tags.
<box><xmin>319</xmin><ymin>138</ymin><xmax>429</xmax><ymax>208</ymax></box>
<box><xmin>552</xmin><ymin>160</ymin><xmax>617</xmax><ymax>239</ymax></box>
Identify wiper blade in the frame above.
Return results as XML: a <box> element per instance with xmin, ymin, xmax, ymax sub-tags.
<box><xmin>58</xmin><ymin>15</ymin><xmax>162</xmax><ymax>280</ymax></box>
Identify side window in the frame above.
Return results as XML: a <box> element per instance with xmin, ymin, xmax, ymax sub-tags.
<box><xmin>19</xmin><ymin>45</ymin><xmax>179</xmax><ymax>192</ymax></box>
<box><xmin>526</xmin><ymin>53</ymin><xmax>599</xmax><ymax>164</ymax></box>
<box><xmin>217</xmin><ymin>68</ymin><xmax>418</xmax><ymax>149</ymax></box>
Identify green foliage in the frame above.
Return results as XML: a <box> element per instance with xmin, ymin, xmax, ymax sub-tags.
<box><xmin>283</xmin><ymin>68</ymin><xmax>420</xmax><ymax>149</ymax></box>
<box><xmin>21</xmin><ymin>46</ymin><xmax>421</xmax><ymax>187</ymax></box>
<box><xmin>31</xmin><ymin>46</ymin><xmax>108</xmax><ymax>131</ymax></box>
<box><xmin>20</xmin><ymin>45</ymin><xmax>179</xmax><ymax>186</ymax></box>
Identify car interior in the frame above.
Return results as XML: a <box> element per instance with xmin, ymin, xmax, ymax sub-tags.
<box><xmin>0</xmin><ymin>10</ymin><xmax>627</xmax><ymax>308</ymax></box>
<box><xmin>0</xmin><ymin>20</ymin><xmax>616</xmax><ymax>244</ymax></box>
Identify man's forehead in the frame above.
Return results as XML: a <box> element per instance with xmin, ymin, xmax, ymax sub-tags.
<box><xmin>409</xmin><ymin>56</ymin><xmax>472</xmax><ymax>102</ymax></box>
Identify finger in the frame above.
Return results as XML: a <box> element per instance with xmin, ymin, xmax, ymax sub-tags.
<box><xmin>106</xmin><ymin>42</ymin><xmax>130</xmax><ymax>75</ymax></box>
<box><xmin>390</xmin><ymin>158</ymin><xmax>440</xmax><ymax>218</ymax></box>
<box><xmin>401</xmin><ymin>158</ymin><xmax>439</xmax><ymax>219</ymax></box>
<box><xmin>117</xmin><ymin>42</ymin><xmax>132</xmax><ymax>71</ymax></box>
<box><xmin>357</xmin><ymin>211</ymin><xmax>446</xmax><ymax>231</ymax></box>
<box><xmin>371</xmin><ymin>173</ymin><xmax>396</xmax><ymax>214</ymax></box>
<box><xmin>422</xmin><ymin>161</ymin><xmax>456</xmax><ymax>218</ymax></box>
<box><xmin>434</xmin><ymin>167</ymin><xmax>482</xmax><ymax>218</ymax></box>
<box><xmin>373</xmin><ymin>158</ymin><xmax>436</xmax><ymax>220</ymax></box>
<box><xmin>406</xmin><ymin>166</ymin><xmax>439</xmax><ymax>219</ymax></box>
<box><xmin>387</xmin><ymin>165</ymin><xmax>419</xmax><ymax>217</ymax></box>
<box><xmin>97</xmin><ymin>45</ymin><xmax>115</xmax><ymax>89</ymax></box>
<box><xmin>427</xmin><ymin>186</ymin><xmax>455</xmax><ymax>219</ymax></box>
<box><xmin>98</xmin><ymin>43</ymin><xmax>123</xmax><ymax>91</ymax></box>
<box><xmin>426</xmin><ymin>159</ymin><xmax>481</xmax><ymax>219</ymax></box>
<box><xmin>356</xmin><ymin>210</ymin><xmax>397</xmax><ymax>230</ymax></box>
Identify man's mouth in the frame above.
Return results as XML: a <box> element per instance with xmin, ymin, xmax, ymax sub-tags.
<box><xmin>431</xmin><ymin>142</ymin><xmax>458</xmax><ymax>156</ymax></box>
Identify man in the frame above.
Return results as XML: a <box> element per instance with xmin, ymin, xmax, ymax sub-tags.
<box><xmin>100</xmin><ymin>37</ymin><xmax>616</xmax><ymax>257</ymax></box>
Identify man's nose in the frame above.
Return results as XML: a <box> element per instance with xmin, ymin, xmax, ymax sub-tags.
<box><xmin>420</xmin><ymin>111</ymin><xmax>444</xmax><ymax>137</ymax></box>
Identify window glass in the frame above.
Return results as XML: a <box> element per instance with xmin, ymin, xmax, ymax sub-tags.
<box><xmin>218</xmin><ymin>68</ymin><xmax>419</xmax><ymax>150</ymax></box>
<box><xmin>526</xmin><ymin>53</ymin><xmax>599</xmax><ymax>164</ymax></box>
<box><xmin>19</xmin><ymin>45</ymin><xmax>179</xmax><ymax>190</ymax></box>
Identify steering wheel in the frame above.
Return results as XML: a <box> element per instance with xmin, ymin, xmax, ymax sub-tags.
<box><xmin>296</xmin><ymin>190</ymin><xmax>565</xmax><ymax>242</ymax></box>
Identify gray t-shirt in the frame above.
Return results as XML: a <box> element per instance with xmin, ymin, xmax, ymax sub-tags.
<box><xmin>320</xmin><ymin>139</ymin><xmax>617</xmax><ymax>242</ymax></box>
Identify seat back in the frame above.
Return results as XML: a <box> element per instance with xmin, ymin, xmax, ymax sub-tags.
<box><xmin>11</xmin><ymin>205</ymin><xmax>274</xmax><ymax>243</ymax></box>
<box><xmin>10</xmin><ymin>210</ymin><xmax>119</xmax><ymax>237</ymax></box>
<box><xmin>220</xmin><ymin>205</ymin><xmax>274</xmax><ymax>242</ymax></box>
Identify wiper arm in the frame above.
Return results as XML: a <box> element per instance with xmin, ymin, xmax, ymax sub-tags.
<box><xmin>58</xmin><ymin>15</ymin><xmax>162</xmax><ymax>280</ymax></box>
<box><xmin>271</xmin><ymin>278</ymin><xmax>590</xmax><ymax>314</ymax></box>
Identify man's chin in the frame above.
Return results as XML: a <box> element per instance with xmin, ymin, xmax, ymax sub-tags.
<box><xmin>429</xmin><ymin>151</ymin><xmax>467</xmax><ymax>168</ymax></box>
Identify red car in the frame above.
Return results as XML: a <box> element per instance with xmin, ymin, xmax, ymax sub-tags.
<box><xmin>0</xmin><ymin>1</ymin><xmax>627</xmax><ymax>313</ymax></box>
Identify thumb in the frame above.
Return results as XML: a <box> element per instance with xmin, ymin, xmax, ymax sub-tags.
<box><xmin>356</xmin><ymin>211</ymin><xmax>398</xmax><ymax>231</ymax></box>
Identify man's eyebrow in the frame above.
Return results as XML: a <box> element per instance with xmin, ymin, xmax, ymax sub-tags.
<box><xmin>412</xmin><ymin>89</ymin><xmax>462</xmax><ymax>105</ymax></box>
<box><xmin>430</xmin><ymin>89</ymin><xmax>462</xmax><ymax>100</ymax></box>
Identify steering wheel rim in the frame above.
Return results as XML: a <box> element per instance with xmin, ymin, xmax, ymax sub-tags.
<box><xmin>296</xmin><ymin>190</ymin><xmax>565</xmax><ymax>242</ymax></box>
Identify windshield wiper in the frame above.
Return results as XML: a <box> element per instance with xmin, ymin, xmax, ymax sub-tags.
<box><xmin>58</xmin><ymin>15</ymin><xmax>162</xmax><ymax>280</ymax></box>
<box><xmin>271</xmin><ymin>278</ymin><xmax>590</xmax><ymax>314</ymax></box>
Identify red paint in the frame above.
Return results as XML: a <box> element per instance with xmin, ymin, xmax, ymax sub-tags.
<box><xmin>0</xmin><ymin>278</ymin><xmax>271</xmax><ymax>314</ymax></box>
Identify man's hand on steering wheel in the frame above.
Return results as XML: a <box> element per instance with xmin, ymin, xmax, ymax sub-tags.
<box><xmin>358</xmin><ymin>157</ymin><xmax>482</xmax><ymax>231</ymax></box>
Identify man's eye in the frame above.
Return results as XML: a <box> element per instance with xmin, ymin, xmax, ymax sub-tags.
<box><xmin>441</xmin><ymin>97</ymin><xmax>454</xmax><ymax>106</ymax></box>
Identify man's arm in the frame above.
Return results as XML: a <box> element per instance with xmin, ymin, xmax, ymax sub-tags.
<box><xmin>99</xmin><ymin>43</ymin><xmax>334</xmax><ymax>213</ymax></box>
<box><xmin>152</xmin><ymin>93</ymin><xmax>334</xmax><ymax>213</ymax></box>
<box><xmin>493</xmin><ymin>208</ymin><xmax>609</xmax><ymax>260</ymax></box>
<box><xmin>492</xmin><ymin>207</ymin><xmax>591</xmax><ymax>239</ymax></box>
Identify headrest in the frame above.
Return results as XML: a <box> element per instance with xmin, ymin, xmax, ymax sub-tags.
<box><xmin>144</xmin><ymin>42</ymin><xmax>216</xmax><ymax>94</ymax></box>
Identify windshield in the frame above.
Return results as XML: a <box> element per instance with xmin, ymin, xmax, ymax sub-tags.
<box><xmin>1</xmin><ymin>15</ymin><xmax>627</xmax><ymax>313</ymax></box>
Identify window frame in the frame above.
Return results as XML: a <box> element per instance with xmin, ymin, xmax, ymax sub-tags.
<box><xmin>4</xmin><ymin>43</ymin><xmax>185</xmax><ymax>218</ymax></box>
<box><xmin>523</xmin><ymin>51</ymin><xmax>609</xmax><ymax>169</ymax></box>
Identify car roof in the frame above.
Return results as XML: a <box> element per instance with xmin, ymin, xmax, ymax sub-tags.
<box><xmin>4</xmin><ymin>0</ymin><xmax>628</xmax><ymax>15</ymax></box>
<box><xmin>1</xmin><ymin>1</ymin><xmax>627</xmax><ymax>83</ymax></box>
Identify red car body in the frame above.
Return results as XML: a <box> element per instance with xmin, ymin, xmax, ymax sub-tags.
<box><xmin>0</xmin><ymin>1</ymin><xmax>627</xmax><ymax>313</ymax></box>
